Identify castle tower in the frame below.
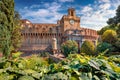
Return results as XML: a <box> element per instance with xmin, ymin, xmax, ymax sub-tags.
<box><xmin>68</xmin><ymin>8</ymin><xmax>76</xmax><ymax>17</ymax></box>
<box><xmin>60</xmin><ymin>8</ymin><xmax>80</xmax><ymax>32</ymax></box>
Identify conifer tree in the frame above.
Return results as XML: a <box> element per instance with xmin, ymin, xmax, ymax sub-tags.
<box><xmin>0</xmin><ymin>0</ymin><xmax>21</xmax><ymax>58</ymax></box>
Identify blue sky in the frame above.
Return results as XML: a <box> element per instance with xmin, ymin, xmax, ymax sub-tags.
<box><xmin>15</xmin><ymin>0</ymin><xmax>120</xmax><ymax>30</ymax></box>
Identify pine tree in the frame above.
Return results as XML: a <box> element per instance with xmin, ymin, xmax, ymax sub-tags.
<box><xmin>0</xmin><ymin>0</ymin><xmax>21</xmax><ymax>58</ymax></box>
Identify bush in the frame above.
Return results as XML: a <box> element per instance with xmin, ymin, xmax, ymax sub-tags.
<box><xmin>0</xmin><ymin>54</ymin><xmax>120</xmax><ymax>80</ymax></box>
<box><xmin>113</xmin><ymin>38</ymin><xmax>120</xmax><ymax>52</ymax></box>
<box><xmin>61</xmin><ymin>40</ymin><xmax>78</xmax><ymax>57</ymax></box>
<box><xmin>102</xmin><ymin>30</ymin><xmax>117</xmax><ymax>44</ymax></box>
<box><xmin>81</xmin><ymin>40</ymin><xmax>95</xmax><ymax>55</ymax></box>
<box><xmin>97</xmin><ymin>42</ymin><xmax>112</xmax><ymax>53</ymax></box>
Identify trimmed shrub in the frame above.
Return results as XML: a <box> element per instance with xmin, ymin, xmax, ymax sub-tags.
<box><xmin>96</xmin><ymin>42</ymin><xmax>112</xmax><ymax>53</ymax></box>
<box><xmin>61</xmin><ymin>40</ymin><xmax>78</xmax><ymax>57</ymax></box>
<box><xmin>102</xmin><ymin>30</ymin><xmax>117</xmax><ymax>44</ymax></box>
<box><xmin>81</xmin><ymin>40</ymin><xmax>95</xmax><ymax>55</ymax></box>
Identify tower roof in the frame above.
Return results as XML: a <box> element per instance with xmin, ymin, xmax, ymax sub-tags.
<box><xmin>68</xmin><ymin>8</ymin><xmax>75</xmax><ymax>11</ymax></box>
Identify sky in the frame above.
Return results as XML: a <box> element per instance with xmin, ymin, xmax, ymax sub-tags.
<box><xmin>15</xmin><ymin>0</ymin><xmax>120</xmax><ymax>30</ymax></box>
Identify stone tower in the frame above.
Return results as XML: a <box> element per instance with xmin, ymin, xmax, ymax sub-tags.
<box><xmin>60</xmin><ymin>8</ymin><xmax>80</xmax><ymax>32</ymax></box>
<box><xmin>68</xmin><ymin>8</ymin><xmax>76</xmax><ymax>17</ymax></box>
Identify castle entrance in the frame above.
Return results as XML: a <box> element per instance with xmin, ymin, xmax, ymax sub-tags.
<box><xmin>64</xmin><ymin>29</ymin><xmax>83</xmax><ymax>53</ymax></box>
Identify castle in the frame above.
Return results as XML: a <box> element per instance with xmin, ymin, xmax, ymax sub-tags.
<box><xmin>20</xmin><ymin>8</ymin><xmax>99</xmax><ymax>53</ymax></box>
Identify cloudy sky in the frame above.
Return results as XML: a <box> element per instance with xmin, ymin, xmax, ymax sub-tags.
<box><xmin>15</xmin><ymin>0</ymin><xmax>120</xmax><ymax>30</ymax></box>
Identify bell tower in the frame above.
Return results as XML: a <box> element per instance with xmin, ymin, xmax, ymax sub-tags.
<box><xmin>60</xmin><ymin>8</ymin><xmax>80</xmax><ymax>32</ymax></box>
<box><xmin>68</xmin><ymin>8</ymin><xmax>76</xmax><ymax>17</ymax></box>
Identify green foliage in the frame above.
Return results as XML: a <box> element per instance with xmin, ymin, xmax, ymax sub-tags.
<box><xmin>113</xmin><ymin>38</ymin><xmax>120</xmax><ymax>52</ymax></box>
<box><xmin>0</xmin><ymin>0</ymin><xmax>22</xmax><ymax>58</ymax></box>
<box><xmin>61</xmin><ymin>40</ymin><xmax>78</xmax><ymax>56</ymax></box>
<box><xmin>18</xmin><ymin>76</ymin><xmax>35</xmax><ymax>80</ymax></box>
<box><xmin>81</xmin><ymin>40</ymin><xmax>95</xmax><ymax>55</ymax></box>
<box><xmin>116</xmin><ymin>25</ymin><xmax>120</xmax><ymax>38</ymax></box>
<box><xmin>97</xmin><ymin>25</ymin><xmax>117</xmax><ymax>35</ymax></box>
<box><xmin>97</xmin><ymin>42</ymin><xmax>112</xmax><ymax>53</ymax></box>
<box><xmin>43</xmin><ymin>72</ymin><xmax>68</xmax><ymax>80</ymax></box>
<box><xmin>97</xmin><ymin>26</ymin><xmax>111</xmax><ymax>35</ymax></box>
<box><xmin>12</xmin><ymin>11</ymin><xmax>22</xmax><ymax>52</ymax></box>
<box><xmin>107</xmin><ymin>5</ymin><xmax>120</xmax><ymax>25</ymax></box>
<box><xmin>12</xmin><ymin>52</ymin><xmax>22</xmax><ymax>59</ymax></box>
<box><xmin>98</xmin><ymin>5</ymin><xmax>120</xmax><ymax>53</ymax></box>
<box><xmin>102</xmin><ymin>30</ymin><xmax>117</xmax><ymax>44</ymax></box>
<box><xmin>0</xmin><ymin>0</ymin><xmax>14</xmax><ymax>58</ymax></box>
<box><xmin>0</xmin><ymin>0</ymin><xmax>21</xmax><ymax>58</ymax></box>
<box><xmin>0</xmin><ymin>53</ymin><xmax>120</xmax><ymax>80</ymax></box>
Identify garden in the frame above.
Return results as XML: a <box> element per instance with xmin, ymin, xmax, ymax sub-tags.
<box><xmin>0</xmin><ymin>52</ymin><xmax>120</xmax><ymax>80</ymax></box>
<box><xmin>0</xmin><ymin>0</ymin><xmax>120</xmax><ymax>80</ymax></box>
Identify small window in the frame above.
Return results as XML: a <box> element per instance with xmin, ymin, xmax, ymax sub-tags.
<box><xmin>49</xmin><ymin>28</ymin><xmax>52</xmax><ymax>33</ymax></box>
<box><xmin>56</xmin><ymin>27</ymin><xmax>59</xmax><ymax>33</ymax></box>
<box><xmin>71</xmin><ymin>11</ymin><xmax>73</xmax><ymax>16</ymax></box>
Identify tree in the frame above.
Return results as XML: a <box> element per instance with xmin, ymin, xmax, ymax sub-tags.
<box><xmin>98</xmin><ymin>25</ymin><xmax>117</xmax><ymax>35</ymax></box>
<box><xmin>96</xmin><ymin>42</ymin><xmax>112</xmax><ymax>53</ymax></box>
<box><xmin>107</xmin><ymin>5</ymin><xmax>120</xmax><ymax>25</ymax></box>
<box><xmin>107</xmin><ymin>18</ymin><xmax>115</xmax><ymax>25</ymax></box>
<box><xmin>0</xmin><ymin>0</ymin><xmax>21</xmax><ymax>58</ymax></box>
<box><xmin>0</xmin><ymin>0</ymin><xmax>14</xmax><ymax>58</ymax></box>
<box><xmin>97</xmin><ymin>26</ymin><xmax>110</xmax><ymax>35</ymax></box>
<box><xmin>116</xmin><ymin>24</ymin><xmax>120</xmax><ymax>38</ymax></box>
<box><xmin>81</xmin><ymin>40</ymin><xmax>95</xmax><ymax>55</ymax></box>
<box><xmin>61</xmin><ymin>40</ymin><xmax>78</xmax><ymax>57</ymax></box>
<box><xmin>12</xmin><ymin>11</ymin><xmax>22</xmax><ymax>52</ymax></box>
<box><xmin>102</xmin><ymin>30</ymin><xmax>117</xmax><ymax>44</ymax></box>
<box><xmin>116</xmin><ymin>5</ymin><xmax>120</xmax><ymax>24</ymax></box>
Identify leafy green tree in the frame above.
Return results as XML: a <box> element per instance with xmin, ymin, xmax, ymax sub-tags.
<box><xmin>61</xmin><ymin>40</ymin><xmax>78</xmax><ymax>57</ymax></box>
<box><xmin>96</xmin><ymin>42</ymin><xmax>112</xmax><ymax>53</ymax></box>
<box><xmin>97</xmin><ymin>26</ymin><xmax>110</xmax><ymax>35</ymax></box>
<box><xmin>0</xmin><ymin>0</ymin><xmax>21</xmax><ymax>58</ymax></box>
<box><xmin>113</xmin><ymin>38</ymin><xmax>120</xmax><ymax>52</ymax></box>
<box><xmin>102</xmin><ymin>30</ymin><xmax>117</xmax><ymax>44</ymax></box>
<box><xmin>12</xmin><ymin>11</ymin><xmax>22</xmax><ymax>52</ymax></box>
<box><xmin>116</xmin><ymin>24</ymin><xmax>120</xmax><ymax>38</ymax></box>
<box><xmin>107</xmin><ymin>5</ymin><xmax>120</xmax><ymax>25</ymax></box>
<box><xmin>97</xmin><ymin>25</ymin><xmax>117</xmax><ymax>35</ymax></box>
<box><xmin>107</xmin><ymin>17</ymin><xmax>116</xmax><ymax>25</ymax></box>
<box><xmin>81</xmin><ymin>40</ymin><xmax>95</xmax><ymax>55</ymax></box>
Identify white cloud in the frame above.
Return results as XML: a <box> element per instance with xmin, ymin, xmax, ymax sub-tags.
<box><xmin>20</xmin><ymin>2</ymin><xmax>63</xmax><ymax>23</ymax></box>
<box><xmin>79</xmin><ymin>0</ymin><xmax>120</xmax><ymax>30</ymax></box>
<box><xmin>99</xmin><ymin>0</ymin><xmax>110</xmax><ymax>3</ymax></box>
<box><xmin>111</xmin><ymin>0</ymin><xmax>120</xmax><ymax>8</ymax></box>
<box><xmin>99</xmin><ymin>3</ymin><xmax>111</xmax><ymax>10</ymax></box>
<box><xmin>81</xmin><ymin>6</ymin><xmax>93</xmax><ymax>13</ymax></box>
<box><xmin>59</xmin><ymin>0</ymin><xmax>74</xmax><ymax>2</ymax></box>
<box><xmin>30</xmin><ymin>4</ymin><xmax>41</xmax><ymax>9</ymax></box>
<box><xmin>19</xmin><ymin>0</ymin><xmax>120</xmax><ymax>30</ymax></box>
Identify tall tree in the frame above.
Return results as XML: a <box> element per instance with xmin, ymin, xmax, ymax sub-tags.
<box><xmin>107</xmin><ymin>5</ymin><xmax>120</xmax><ymax>25</ymax></box>
<box><xmin>12</xmin><ymin>11</ymin><xmax>22</xmax><ymax>52</ymax></box>
<box><xmin>0</xmin><ymin>0</ymin><xmax>21</xmax><ymax>58</ymax></box>
<box><xmin>116</xmin><ymin>5</ymin><xmax>120</xmax><ymax>24</ymax></box>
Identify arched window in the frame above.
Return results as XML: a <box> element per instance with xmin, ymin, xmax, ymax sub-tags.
<box><xmin>71</xmin><ymin>11</ymin><xmax>73</xmax><ymax>16</ymax></box>
<box><xmin>56</xmin><ymin>27</ymin><xmax>59</xmax><ymax>33</ymax></box>
<box><xmin>49</xmin><ymin>28</ymin><xmax>52</xmax><ymax>33</ymax></box>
